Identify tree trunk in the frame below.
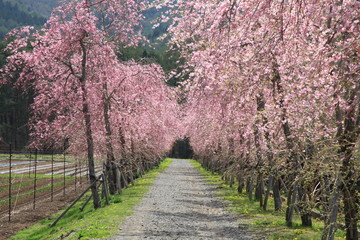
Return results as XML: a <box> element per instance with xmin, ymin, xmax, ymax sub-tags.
<box><xmin>115</xmin><ymin>166</ymin><xmax>122</xmax><ymax>194</ymax></box>
<box><xmin>238</xmin><ymin>173</ymin><xmax>244</xmax><ymax>193</ymax></box>
<box><xmin>102</xmin><ymin>83</ymin><xmax>116</xmax><ymax>195</ymax></box>
<box><xmin>80</xmin><ymin>80</ymin><xmax>101</xmax><ymax>209</ymax></box>
<box><xmin>78</xmin><ymin>38</ymin><xmax>100</xmax><ymax>208</ymax></box>
<box><xmin>246</xmin><ymin>175</ymin><xmax>254</xmax><ymax>200</ymax></box>
<box><xmin>263</xmin><ymin>173</ymin><xmax>274</xmax><ymax>211</ymax></box>
<box><xmin>118</xmin><ymin>124</ymin><xmax>126</xmax><ymax>159</ymax></box>
<box><xmin>255</xmin><ymin>173</ymin><xmax>264</xmax><ymax>207</ymax></box>
<box><xmin>253</xmin><ymin>94</ymin><xmax>265</xmax><ymax>206</ymax></box>
<box><xmin>341</xmin><ymin>155</ymin><xmax>359</xmax><ymax>240</ymax></box>
<box><xmin>229</xmin><ymin>174</ymin><xmax>234</xmax><ymax>188</ymax></box>
<box><xmin>129</xmin><ymin>164</ymin><xmax>134</xmax><ymax>185</ymax></box>
<box><xmin>336</xmin><ymin>84</ymin><xmax>359</xmax><ymax>240</ymax></box>
<box><xmin>322</xmin><ymin>178</ymin><xmax>340</xmax><ymax>240</ymax></box>
<box><xmin>273</xmin><ymin>177</ymin><xmax>282</xmax><ymax>211</ymax></box>
<box><xmin>140</xmin><ymin>162</ymin><xmax>145</xmax><ymax>176</ymax></box>
<box><xmin>121</xmin><ymin>169</ymin><xmax>129</xmax><ymax>188</ymax></box>
<box><xmin>298</xmin><ymin>182</ymin><xmax>312</xmax><ymax>227</ymax></box>
<box><xmin>286</xmin><ymin>182</ymin><xmax>297</xmax><ymax>227</ymax></box>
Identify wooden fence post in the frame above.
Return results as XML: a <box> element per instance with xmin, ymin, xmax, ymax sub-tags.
<box><xmin>51</xmin><ymin>151</ymin><xmax>54</xmax><ymax>202</ymax></box>
<box><xmin>102</xmin><ymin>173</ymin><xmax>110</xmax><ymax>205</ymax></box>
<box><xmin>8</xmin><ymin>143</ymin><xmax>12</xmax><ymax>222</ymax></box>
<box><xmin>33</xmin><ymin>149</ymin><xmax>37</xmax><ymax>209</ymax></box>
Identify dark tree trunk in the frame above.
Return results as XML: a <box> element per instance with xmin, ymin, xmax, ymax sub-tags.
<box><xmin>272</xmin><ymin>63</ymin><xmax>303</xmax><ymax>223</ymax></box>
<box><xmin>253</xmin><ymin>94</ymin><xmax>265</xmax><ymax>206</ymax></box>
<box><xmin>322</xmin><ymin>178</ymin><xmax>340</xmax><ymax>240</ymax></box>
<box><xmin>238</xmin><ymin>173</ymin><xmax>244</xmax><ymax>193</ymax></box>
<box><xmin>273</xmin><ymin>177</ymin><xmax>282</xmax><ymax>211</ymax></box>
<box><xmin>286</xmin><ymin>183</ymin><xmax>297</xmax><ymax>227</ymax></box>
<box><xmin>140</xmin><ymin>162</ymin><xmax>145</xmax><ymax>176</ymax></box>
<box><xmin>102</xmin><ymin>83</ymin><xmax>116</xmax><ymax>195</ymax></box>
<box><xmin>229</xmin><ymin>174</ymin><xmax>234</xmax><ymax>188</ymax></box>
<box><xmin>129</xmin><ymin>164</ymin><xmax>134</xmax><ymax>185</ymax></box>
<box><xmin>79</xmin><ymin>39</ymin><xmax>100</xmax><ymax>209</ymax></box>
<box><xmin>115</xmin><ymin>166</ymin><xmax>122</xmax><ymax>194</ymax></box>
<box><xmin>121</xmin><ymin>169</ymin><xmax>129</xmax><ymax>188</ymax></box>
<box><xmin>255</xmin><ymin>173</ymin><xmax>264</xmax><ymax>207</ymax></box>
<box><xmin>246</xmin><ymin>175</ymin><xmax>254</xmax><ymax>200</ymax></box>
<box><xmin>118</xmin><ymin>124</ymin><xmax>126</xmax><ymax>158</ymax></box>
<box><xmin>336</xmin><ymin>84</ymin><xmax>359</xmax><ymax>240</ymax></box>
<box><xmin>298</xmin><ymin>185</ymin><xmax>312</xmax><ymax>227</ymax></box>
<box><xmin>341</xmin><ymin>138</ymin><xmax>359</xmax><ymax>240</ymax></box>
<box><xmin>80</xmin><ymin>80</ymin><xmax>100</xmax><ymax>209</ymax></box>
<box><xmin>263</xmin><ymin>173</ymin><xmax>274</xmax><ymax>211</ymax></box>
<box><xmin>298</xmin><ymin>182</ymin><xmax>312</xmax><ymax>227</ymax></box>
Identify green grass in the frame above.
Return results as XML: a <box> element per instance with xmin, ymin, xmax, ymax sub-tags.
<box><xmin>189</xmin><ymin>159</ymin><xmax>347</xmax><ymax>240</ymax></box>
<box><xmin>9</xmin><ymin>158</ymin><xmax>173</xmax><ymax>240</ymax></box>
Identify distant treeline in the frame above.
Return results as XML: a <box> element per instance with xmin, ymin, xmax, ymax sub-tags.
<box><xmin>0</xmin><ymin>0</ymin><xmax>46</xmax><ymax>39</ymax></box>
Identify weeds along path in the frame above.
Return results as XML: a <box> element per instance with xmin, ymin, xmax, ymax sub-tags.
<box><xmin>113</xmin><ymin>159</ymin><xmax>253</xmax><ymax>240</ymax></box>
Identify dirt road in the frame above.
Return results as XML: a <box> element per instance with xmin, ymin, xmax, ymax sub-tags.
<box><xmin>113</xmin><ymin>159</ymin><xmax>254</xmax><ymax>240</ymax></box>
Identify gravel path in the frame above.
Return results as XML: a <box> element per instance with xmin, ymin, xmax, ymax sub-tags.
<box><xmin>112</xmin><ymin>159</ymin><xmax>253</xmax><ymax>240</ymax></box>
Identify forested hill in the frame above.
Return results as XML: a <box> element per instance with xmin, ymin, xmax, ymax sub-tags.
<box><xmin>0</xmin><ymin>0</ymin><xmax>47</xmax><ymax>39</ymax></box>
<box><xmin>5</xmin><ymin>0</ymin><xmax>59</xmax><ymax>17</ymax></box>
<box><xmin>0</xmin><ymin>0</ymin><xmax>164</xmax><ymax>41</ymax></box>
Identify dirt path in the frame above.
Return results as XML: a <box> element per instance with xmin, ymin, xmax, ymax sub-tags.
<box><xmin>113</xmin><ymin>159</ymin><xmax>253</xmax><ymax>240</ymax></box>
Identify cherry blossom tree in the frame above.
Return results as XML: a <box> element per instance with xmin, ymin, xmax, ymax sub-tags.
<box><xmin>163</xmin><ymin>0</ymin><xmax>359</xmax><ymax>238</ymax></box>
<box><xmin>1</xmin><ymin>0</ymin><xmax>179</xmax><ymax>208</ymax></box>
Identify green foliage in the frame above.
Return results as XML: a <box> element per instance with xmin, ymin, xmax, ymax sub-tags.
<box><xmin>116</xmin><ymin>6</ymin><xmax>186</xmax><ymax>87</ymax></box>
<box><xmin>0</xmin><ymin>38</ymin><xmax>33</xmax><ymax>149</ymax></box>
<box><xmin>9</xmin><ymin>158</ymin><xmax>173</xmax><ymax>240</ymax></box>
<box><xmin>118</xmin><ymin>44</ymin><xmax>185</xmax><ymax>87</ymax></box>
<box><xmin>189</xmin><ymin>159</ymin><xmax>347</xmax><ymax>240</ymax></box>
<box><xmin>109</xmin><ymin>194</ymin><xmax>122</xmax><ymax>204</ymax></box>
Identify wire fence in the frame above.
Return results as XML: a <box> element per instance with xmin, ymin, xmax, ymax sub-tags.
<box><xmin>0</xmin><ymin>144</ymin><xmax>102</xmax><ymax>222</ymax></box>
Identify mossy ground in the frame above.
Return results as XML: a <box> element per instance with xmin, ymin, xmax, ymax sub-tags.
<box><xmin>189</xmin><ymin>159</ymin><xmax>347</xmax><ymax>240</ymax></box>
<box><xmin>9</xmin><ymin>158</ymin><xmax>173</xmax><ymax>240</ymax></box>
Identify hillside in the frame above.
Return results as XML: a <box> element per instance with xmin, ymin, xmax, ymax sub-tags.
<box><xmin>0</xmin><ymin>0</ymin><xmax>47</xmax><ymax>39</ymax></box>
<box><xmin>0</xmin><ymin>0</ymin><xmax>165</xmax><ymax>41</ymax></box>
<box><xmin>4</xmin><ymin>0</ymin><xmax>58</xmax><ymax>17</ymax></box>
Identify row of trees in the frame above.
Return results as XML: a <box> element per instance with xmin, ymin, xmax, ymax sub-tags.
<box><xmin>163</xmin><ymin>0</ymin><xmax>359</xmax><ymax>239</ymax></box>
<box><xmin>1</xmin><ymin>0</ymin><xmax>358</xmax><ymax>238</ymax></box>
<box><xmin>1</xmin><ymin>0</ymin><xmax>179</xmax><ymax>208</ymax></box>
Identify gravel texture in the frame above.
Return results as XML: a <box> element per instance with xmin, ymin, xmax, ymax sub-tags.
<box><xmin>112</xmin><ymin>159</ymin><xmax>253</xmax><ymax>240</ymax></box>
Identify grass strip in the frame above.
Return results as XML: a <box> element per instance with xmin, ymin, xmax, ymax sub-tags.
<box><xmin>9</xmin><ymin>158</ymin><xmax>173</xmax><ymax>240</ymax></box>
<box><xmin>189</xmin><ymin>159</ymin><xmax>347</xmax><ymax>240</ymax></box>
